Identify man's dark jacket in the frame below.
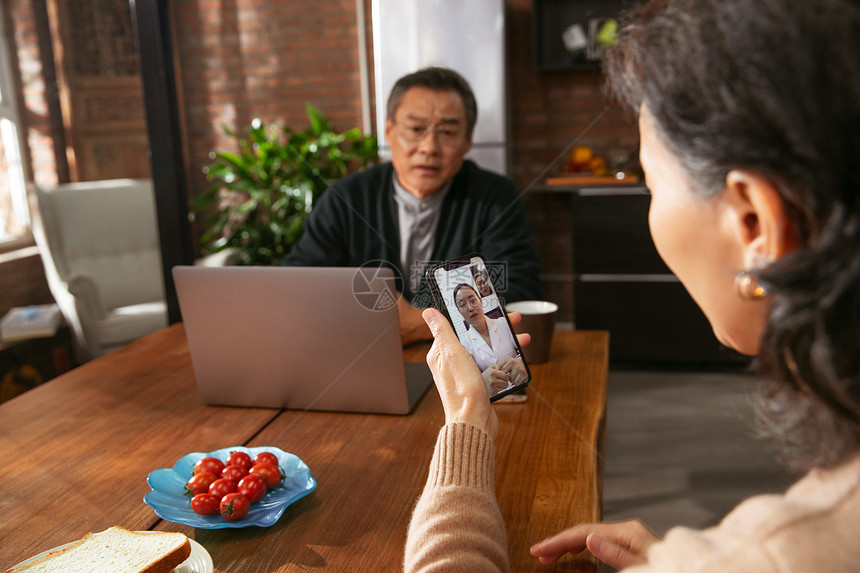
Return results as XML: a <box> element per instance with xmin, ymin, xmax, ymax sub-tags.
<box><xmin>284</xmin><ymin>160</ymin><xmax>543</xmax><ymax>308</ymax></box>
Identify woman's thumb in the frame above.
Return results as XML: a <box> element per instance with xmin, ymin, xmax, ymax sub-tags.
<box><xmin>423</xmin><ymin>308</ymin><xmax>452</xmax><ymax>339</ymax></box>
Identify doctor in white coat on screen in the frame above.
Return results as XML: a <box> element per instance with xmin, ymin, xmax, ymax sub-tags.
<box><xmin>453</xmin><ymin>283</ymin><xmax>527</xmax><ymax>396</ymax></box>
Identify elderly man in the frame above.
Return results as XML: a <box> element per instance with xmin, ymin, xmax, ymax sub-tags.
<box><xmin>284</xmin><ymin>67</ymin><xmax>542</xmax><ymax>344</ymax></box>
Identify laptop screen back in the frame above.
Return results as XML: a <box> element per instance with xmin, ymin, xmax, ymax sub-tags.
<box><xmin>173</xmin><ymin>266</ymin><xmax>430</xmax><ymax>414</ymax></box>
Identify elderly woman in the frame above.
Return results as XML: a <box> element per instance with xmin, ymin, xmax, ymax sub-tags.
<box><xmin>453</xmin><ymin>283</ymin><xmax>527</xmax><ymax>395</ymax></box>
<box><xmin>404</xmin><ymin>0</ymin><xmax>860</xmax><ymax>571</ymax></box>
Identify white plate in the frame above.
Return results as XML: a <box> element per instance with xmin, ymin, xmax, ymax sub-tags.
<box><xmin>175</xmin><ymin>539</ymin><xmax>213</xmax><ymax>573</ymax></box>
<box><xmin>11</xmin><ymin>532</ymin><xmax>212</xmax><ymax>573</ymax></box>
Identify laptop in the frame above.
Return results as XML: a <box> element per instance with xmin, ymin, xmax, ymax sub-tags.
<box><xmin>172</xmin><ymin>265</ymin><xmax>433</xmax><ymax>414</ymax></box>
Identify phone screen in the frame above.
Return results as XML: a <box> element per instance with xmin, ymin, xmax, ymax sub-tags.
<box><xmin>426</xmin><ymin>254</ymin><xmax>531</xmax><ymax>402</ymax></box>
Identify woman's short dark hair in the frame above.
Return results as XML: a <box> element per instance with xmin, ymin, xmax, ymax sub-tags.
<box><xmin>386</xmin><ymin>67</ymin><xmax>478</xmax><ymax>135</ymax></box>
<box><xmin>453</xmin><ymin>283</ymin><xmax>479</xmax><ymax>304</ymax></box>
<box><xmin>605</xmin><ymin>0</ymin><xmax>860</xmax><ymax>473</ymax></box>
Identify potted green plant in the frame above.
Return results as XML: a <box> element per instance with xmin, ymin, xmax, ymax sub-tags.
<box><xmin>194</xmin><ymin>103</ymin><xmax>378</xmax><ymax>266</ymax></box>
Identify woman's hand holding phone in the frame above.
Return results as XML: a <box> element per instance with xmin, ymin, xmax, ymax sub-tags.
<box><xmin>424</xmin><ymin>254</ymin><xmax>534</xmax><ymax>402</ymax></box>
<box><xmin>423</xmin><ymin>308</ymin><xmax>499</xmax><ymax>439</ymax></box>
<box><xmin>423</xmin><ymin>309</ymin><xmax>532</xmax><ymax>441</ymax></box>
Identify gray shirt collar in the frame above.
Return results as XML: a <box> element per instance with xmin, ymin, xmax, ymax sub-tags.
<box><xmin>391</xmin><ymin>176</ymin><xmax>451</xmax><ymax>211</ymax></box>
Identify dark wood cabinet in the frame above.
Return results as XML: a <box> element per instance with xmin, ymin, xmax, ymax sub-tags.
<box><xmin>568</xmin><ymin>186</ymin><xmax>748</xmax><ymax>367</ymax></box>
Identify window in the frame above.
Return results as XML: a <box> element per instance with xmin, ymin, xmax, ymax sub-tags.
<box><xmin>0</xmin><ymin>2</ymin><xmax>30</xmax><ymax>249</ymax></box>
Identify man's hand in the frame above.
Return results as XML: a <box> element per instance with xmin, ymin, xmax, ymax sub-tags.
<box><xmin>397</xmin><ymin>295</ymin><xmax>432</xmax><ymax>345</ymax></box>
<box><xmin>530</xmin><ymin>520</ymin><xmax>659</xmax><ymax>570</ymax></box>
<box><xmin>423</xmin><ymin>308</ymin><xmax>498</xmax><ymax>438</ymax></box>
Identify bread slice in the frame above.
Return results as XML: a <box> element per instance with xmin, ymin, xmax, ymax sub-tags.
<box><xmin>5</xmin><ymin>526</ymin><xmax>191</xmax><ymax>573</ymax></box>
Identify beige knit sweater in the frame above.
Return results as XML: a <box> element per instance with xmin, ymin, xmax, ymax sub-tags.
<box><xmin>405</xmin><ymin>423</ymin><xmax>507</xmax><ymax>572</ymax></box>
<box><xmin>405</xmin><ymin>422</ymin><xmax>860</xmax><ymax>572</ymax></box>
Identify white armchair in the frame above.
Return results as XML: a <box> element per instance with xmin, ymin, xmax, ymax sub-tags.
<box><xmin>30</xmin><ymin>179</ymin><xmax>168</xmax><ymax>361</ymax></box>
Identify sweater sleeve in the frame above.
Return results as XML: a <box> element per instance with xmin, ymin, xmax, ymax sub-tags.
<box><xmin>404</xmin><ymin>422</ymin><xmax>508</xmax><ymax>573</ymax></box>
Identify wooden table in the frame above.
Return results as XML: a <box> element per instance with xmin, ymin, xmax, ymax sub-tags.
<box><xmin>0</xmin><ymin>324</ymin><xmax>608</xmax><ymax>572</ymax></box>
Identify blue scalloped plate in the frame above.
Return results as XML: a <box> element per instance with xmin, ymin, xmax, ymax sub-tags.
<box><xmin>144</xmin><ymin>446</ymin><xmax>316</xmax><ymax>529</ymax></box>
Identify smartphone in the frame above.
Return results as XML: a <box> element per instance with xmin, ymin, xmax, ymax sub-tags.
<box><xmin>425</xmin><ymin>254</ymin><xmax>531</xmax><ymax>402</ymax></box>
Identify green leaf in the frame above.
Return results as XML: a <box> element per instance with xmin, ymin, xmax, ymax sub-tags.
<box><xmin>195</xmin><ymin>108</ymin><xmax>378</xmax><ymax>264</ymax></box>
<box><xmin>305</xmin><ymin>102</ymin><xmax>330</xmax><ymax>135</ymax></box>
<box><xmin>342</xmin><ymin>127</ymin><xmax>362</xmax><ymax>139</ymax></box>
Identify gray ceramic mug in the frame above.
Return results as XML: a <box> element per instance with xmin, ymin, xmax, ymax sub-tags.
<box><xmin>505</xmin><ymin>301</ymin><xmax>559</xmax><ymax>364</ymax></box>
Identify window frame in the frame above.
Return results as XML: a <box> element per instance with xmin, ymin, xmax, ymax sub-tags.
<box><xmin>0</xmin><ymin>2</ymin><xmax>33</xmax><ymax>254</ymax></box>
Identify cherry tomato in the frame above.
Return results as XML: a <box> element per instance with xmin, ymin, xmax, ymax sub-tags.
<box><xmin>250</xmin><ymin>462</ymin><xmax>283</xmax><ymax>489</ymax></box>
<box><xmin>253</xmin><ymin>452</ymin><xmax>279</xmax><ymax>467</ymax></box>
<box><xmin>221</xmin><ymin>464</ymin><xmax>248</xmax><ymax>483</ymax></box>
<box><xmin>237</xmin><ymin>473</ymin><xmax>267</xmax><ymax>503</ymax></box>
<box><xmin>208</xmin><ymin>477</ymin><xmax>237</xmax><ymax>499</ymax></box>
<box><xmin>226</xmin><ymin>451</ymin><xmax>253</xmax><ymax>472</ymax></box>
<box><xmin>220</xmin><ymin>493</ymin><xmax>250</xmax><ymax>521</ymax></box>
<box><xmin>190</xmin><ymin>493</ymin><xmax>220</xmax><ymax>515</ymax></box>
<box><xmin>193</xmin><ymin>456</ymin><xmax>225</xmax><ymax>476</ymax></box>
<box><xmin>184</xmin><ymin>471</ymin><xmax>217</xmax><ymax>497</ymax></box>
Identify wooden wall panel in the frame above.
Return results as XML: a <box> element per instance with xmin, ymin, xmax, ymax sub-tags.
<box><xmin>46</xmin><ymin>0</ymin><xmax>149</xmax><ymax>181</ymax></box>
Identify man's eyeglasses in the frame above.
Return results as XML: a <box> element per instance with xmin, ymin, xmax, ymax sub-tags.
<box><xmin>456</xmin><ymin>295</ymin><xmax>481</xmax><ymax>310</ymax></box>
<box><xmin>395</xmin><ymin>122</ymin><xmax>465</xmax><ymax>147</ymax></box>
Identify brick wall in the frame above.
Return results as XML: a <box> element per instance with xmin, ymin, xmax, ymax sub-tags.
<box><xmin>3</xmin><ymin>0</ymin><xmax>65</xmax><ymax>187</ymax></box>
<box><xmin>172</xmin><ymin>0</ymin><xmax>368</xmax><ymax>205</ymax></box>
<box><xmin>3</xmin><ymin>0</ymin><xmax>638</xmax><ymax>326</ymax></box>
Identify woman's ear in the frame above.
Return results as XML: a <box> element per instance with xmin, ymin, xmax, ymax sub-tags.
<box><xmin>722</xmin><ymin>169</ymin><xmax>800</xmax><ymax>268</ymax></box>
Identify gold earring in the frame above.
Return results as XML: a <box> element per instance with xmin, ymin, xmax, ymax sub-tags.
<box><xmin>735</xmin><ymin>272</ymin><xmax>768</xmax><ymax>300</ymax></box>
